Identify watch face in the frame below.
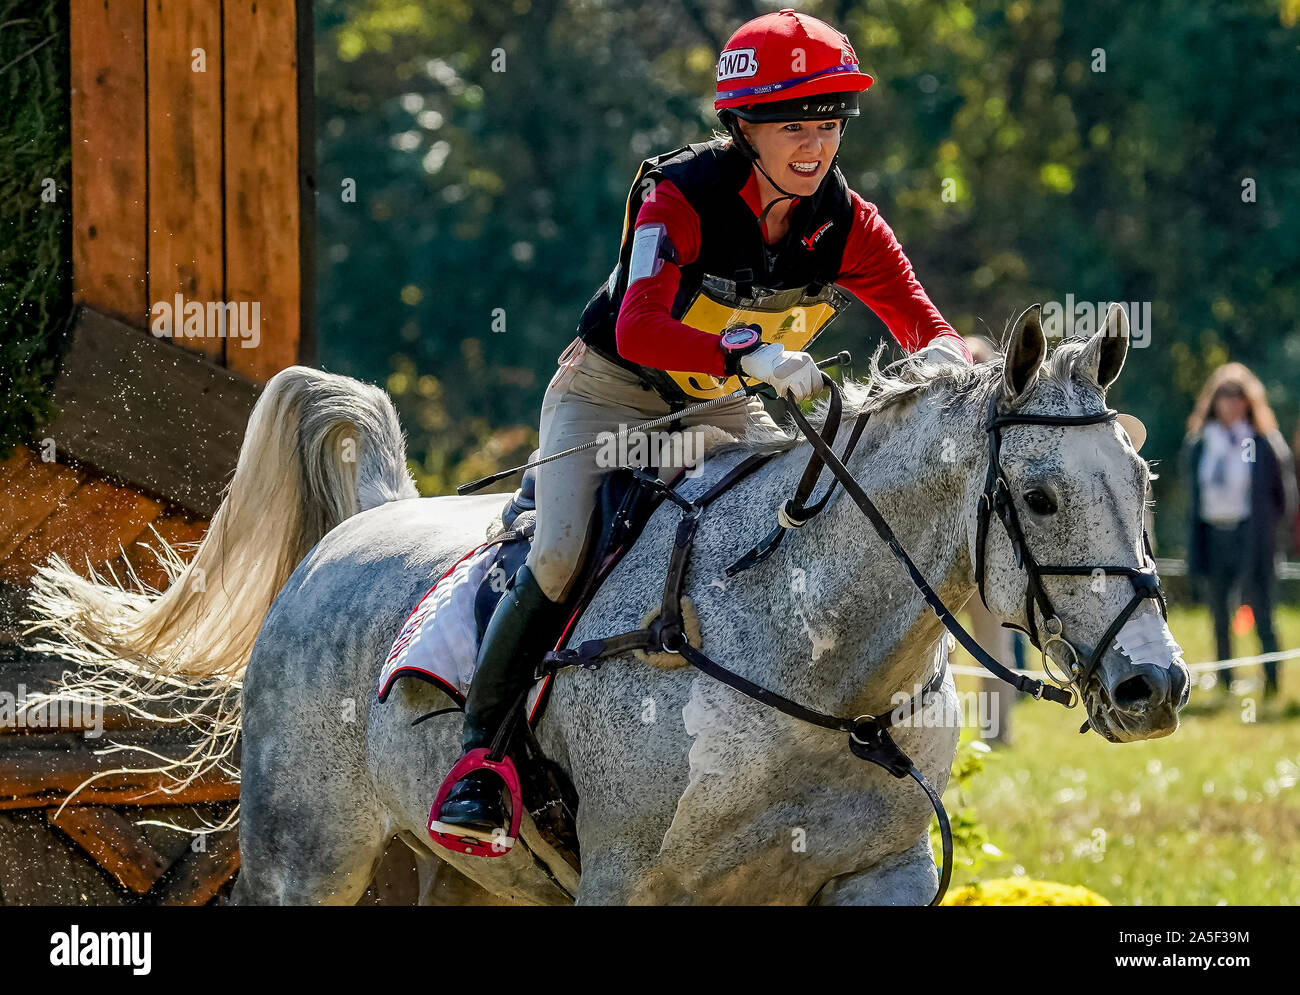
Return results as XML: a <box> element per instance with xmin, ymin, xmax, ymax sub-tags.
<box><xmin>721</xmin><ymin>325</ymin><xmax>761</xmax><ymax>351</ymax></box>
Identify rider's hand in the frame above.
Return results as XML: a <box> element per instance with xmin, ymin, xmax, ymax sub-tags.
<box><xmin>740</xmin><ymin>344</ymin><xmax>823</xmax><ymax>402</ymax></box>
<box><xmin>913</xmin><ymin>336</ymin><xmax>973</xmax><ymax>366</ymax></box>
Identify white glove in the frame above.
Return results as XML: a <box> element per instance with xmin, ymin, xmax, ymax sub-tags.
<box><xmin>740</xmin><ymin>343</ymin><xmax>823</xmax><ymax>402</ymax></box>
<box><xmin>913</xmin><ymin>336</ymin><xmax>972</xmax><ymax>366</ymax></box>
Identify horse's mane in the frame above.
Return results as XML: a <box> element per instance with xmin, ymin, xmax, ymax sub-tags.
<box><xmin>731</xmin><ymin>335</ymin><xmax>1107</xmax><ymax>457</ymax></box>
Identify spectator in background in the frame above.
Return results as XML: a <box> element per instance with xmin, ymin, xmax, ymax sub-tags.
<box><xmin>1185</xmin><ymin>363</ymin><xmax>1296</xmax><ymax>698</ymax></box>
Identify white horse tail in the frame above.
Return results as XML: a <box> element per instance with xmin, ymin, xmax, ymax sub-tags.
<box><xmin>24</xmin><ymin>366</ymin><xmax>417</xmax><ymax>807</ymax></box>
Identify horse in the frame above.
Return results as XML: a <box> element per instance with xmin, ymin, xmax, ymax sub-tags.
<box><xmin>27</xmin><ymin>302</ymin><xmax>1188</xmax><ymax>905</ymax></box>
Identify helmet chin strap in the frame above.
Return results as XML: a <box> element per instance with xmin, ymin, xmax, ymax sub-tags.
<box><xmin>753</xmin><ymin>165</ymin><xmax>798</xmax><ymax>231</ymax></box>
<box><xmin>723</xmin><ymin>113</ymin><xmax>847</xmax><ymax>231</ymax></box>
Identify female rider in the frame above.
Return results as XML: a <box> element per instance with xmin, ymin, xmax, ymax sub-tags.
<box><xmin>434</xmin><ymin>8</ymin><xmax>973</xmax><ymax>839</ymax></box>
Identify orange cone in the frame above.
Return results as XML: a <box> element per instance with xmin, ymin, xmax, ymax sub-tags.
<box><xmin>1233</xmin><ymin>603</ymin><xmax>1255</xmax><ymax>635</ymax></box>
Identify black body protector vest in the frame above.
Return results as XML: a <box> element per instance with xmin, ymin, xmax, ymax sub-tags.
<box><xmin>577</xmin><ymin>138</ymin><xmax>855</xmax><ymax>407</ymax></box>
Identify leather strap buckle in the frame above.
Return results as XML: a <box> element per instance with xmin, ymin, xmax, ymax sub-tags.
<box><xmin>776</xmin><ymin>500</ymin><xmax>807</xmax><ymax>530</ymax></box>
<box><xmin>848</xmin><ymin>713</ymin><xmax>879</xmax><ymax>746</ymax></box>
<box><xmin>659</xmin><ymin>625</ymin><xmax>685</xmax><ymax>654</ymax></box>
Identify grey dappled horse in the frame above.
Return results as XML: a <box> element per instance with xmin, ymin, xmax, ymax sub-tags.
<box><xmin>31</xmin><ymin>303</ymin><xmax>1187</xmax><ymax>905</ymax></box>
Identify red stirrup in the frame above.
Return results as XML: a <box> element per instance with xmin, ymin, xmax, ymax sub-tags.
<box><xmin>427</xmin><ymin>749</ymin><xmax>523</xmax><ymax>857</ymax></box>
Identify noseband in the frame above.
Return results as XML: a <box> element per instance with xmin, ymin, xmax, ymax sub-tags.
<box><xmin>974</xmin><ymin>394</ymin><xmax>1168</xmax><ymax>702</ymax></box>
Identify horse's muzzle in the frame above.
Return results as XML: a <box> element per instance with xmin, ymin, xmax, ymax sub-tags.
<box><xmin>1088</xmin><ymin>657</ymin><xmax>1190</xmax><ymax>742</ymax></box>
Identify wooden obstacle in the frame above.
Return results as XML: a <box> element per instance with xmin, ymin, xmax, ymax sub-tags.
<box><xmin>0</xmin><ymin>0</ymin><xmax>315</xmax><ymax>623</ymax></box>
<box><xmin>0</xmin><ymin>646</ymin><xmax>244</xmax><ymax>904</ymax></box>
<box><xmin>0</xmin><ymin>0</ymin><xmax>418</xmax><ymax>905</ymax></box>
<box><xmin>68</xmin><ymin>0</ymin><xmax>315</xmax><ymax>375</ymax></box>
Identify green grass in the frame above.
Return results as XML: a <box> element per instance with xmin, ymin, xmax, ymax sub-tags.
<box><xmin>946</xmin><ymin>604</ymin><xmax>1300</xmax><ymax>906</ymax></box>
<box><xmin>0</xmin><ymin>0</ymin><xmax>71</xmax><ymax>457</ymax></box>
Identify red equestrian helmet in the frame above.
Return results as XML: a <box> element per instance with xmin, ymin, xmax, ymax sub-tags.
<box><xmin>714</xmin><ymin>8</ymin><xmax>874</xmax><ymax>122</ymax></box>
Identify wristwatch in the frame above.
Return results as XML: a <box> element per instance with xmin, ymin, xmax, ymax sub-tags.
<box><xmin>719</xmin><ymin>324</ymin><xmax>765</xmax><ymax>377</ymax></box>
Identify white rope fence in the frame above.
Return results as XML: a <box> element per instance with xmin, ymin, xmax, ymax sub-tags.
<box><xmin>1154</xmin><ymin>557</ymin><xmax>1300</xmax><ymax>581</ymax></box>
<box><xmin>949</xmin><ymin>646</ymin><xmax>1300</xmax><ymax>682</ymax></box>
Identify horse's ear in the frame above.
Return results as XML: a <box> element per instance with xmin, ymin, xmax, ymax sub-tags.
<box><xmin>1003</xmin><ymin>304</ymin><xmax>1047</xmax><ymax>401</ymax></box>
<box><xmin>1078</xmin><ymin>302</ymin><xmax>1130</xmax><ymax>391</ymax></box>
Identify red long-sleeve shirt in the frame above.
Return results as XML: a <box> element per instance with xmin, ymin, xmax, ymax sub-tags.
<box><xmin>614</xmin><ymin>170</ymin><xmax>969</xmax><ymax>377</ymax></box>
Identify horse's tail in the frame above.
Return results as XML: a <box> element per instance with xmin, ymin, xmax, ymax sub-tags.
<box><xmin>24</xmin><ymin>366</ymin><xmax>417</xmax><ymax>811</ymax></box>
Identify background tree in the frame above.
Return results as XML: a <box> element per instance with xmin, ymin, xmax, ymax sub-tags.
<box><xmin>6</xmin><ymin>0</ymin><xmax>1295</xmax><ymax>556</ymax></box>
<box><xmin>314</xmin><ymin>0</ymin><xmax>1300</xmax><ymax>550</ymax></box>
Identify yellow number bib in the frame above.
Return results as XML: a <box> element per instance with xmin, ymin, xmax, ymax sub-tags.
<box><xmin>665</xmin><ymin>277</ymin><xmax>851</xmax><ymax>400</ymax></box>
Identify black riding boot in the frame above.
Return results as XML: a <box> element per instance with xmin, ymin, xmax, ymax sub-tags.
<box><xmin>435</xmin><ymin>565</ymin><xmax>567</xmax><ymax>836</ymax></box>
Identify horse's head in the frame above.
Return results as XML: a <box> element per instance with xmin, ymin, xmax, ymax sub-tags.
<box><xmin>969</xmin><ymin>302</ymin><xmax>1190</xmax><ymax>741</ymax></box>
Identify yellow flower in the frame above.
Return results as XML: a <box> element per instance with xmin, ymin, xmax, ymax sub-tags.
<box><xmin>941</xmin><ymin>877</ymin><xmax>1110</xmax><ymax>906</ymax></box>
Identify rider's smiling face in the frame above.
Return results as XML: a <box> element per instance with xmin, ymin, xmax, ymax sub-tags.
<box><xmin>739</xmin><ymin>118</ymin><xmax>843</xmax><ymax>196</ymax></box>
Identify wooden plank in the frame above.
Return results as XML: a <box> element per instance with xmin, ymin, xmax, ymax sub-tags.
<box><xmin>69</xmin><ymin>0</ymin><xmax>149</xmax><ymax>324</ymax></box>
<box><xmin>0</xmin><ymin>703</ymin><xmax>140</xmax><ymax>738</ymax></box>
<box><xmin>0</xmin><ymin>480</ymin><xmax>163</xmax><ymax>586</ymax></box>
<box><xmin>0</xmin><ymin>649</ymin><xmax>249</xmax><ymax>739</ymax></box>
<box><xmin>0</xmin><ymin>738</ymin><xmax>240</xmax><ymax>811</ymax></box>
<box><xmin>46</xmin><ymin>805</ymin><xmax>170</xmax><ymax>894</ymax></box>
<box><xmin>357</xmin><ymin>839</ymin><xmax>419</xmax><ymax>906</ymax></box>
<box><xmin>153</xmin><ymin>830</ymin><xmax>240</xmax><ymax>905</ymax></box>
<box><xmin>0</xmin><ymin>652</ymin><xmax>72</xmax><ymax>719</ymax></box>
<box><xmin>0</xmin><ymin>447</ymin><xmax>85</xmax><ymax>564</ymax></box>
<box><xmin>0</xmin><ymin>682</ymin><xmax>113</xmax><ymax>738</ymax></box>
<box><xmin>0</xmin><ymin>811</ymin><xmax>126</xmax><ymax>906</ymax></box>
<box><xmin>295</xmin><ymin>0</ymin><xmax>317</xmax><ymax>367</ymax></box>
<box><xmin>103</xmin><ymin>513</ymin><xmax>209</xmax><ymax>593</ymax></box>
<box><xmin>42</xmin><ymin>307</ymin><xmax>261</xmax><ymax>517</ymax></box>
<box><xmin>1</xmin><ymin>653</ymin><xmax>135</xmax><ymax>737</ymax></box>
<box><xmin>0</xmin><ymin>694</ymin><xmax>145</xmax><ymax>738</ymax></box>
<box><xmin>0</xmin><ymin>582</ymin><xmax>31</xmax><ymax>643</ymax></box>
<box><xmin>147</xmin><ymin>0</ymin><xmax>225</xmax><ymax>361</ymax></box>
<box><xmin>0</xmin><ymin>648</ymin><xmax>206</xmax><ymax>736</ymax></box>
<box><xmin>132</xmin><ymin>802</ymin><xmax>239</xmax><ymax>870</ymax></box>
<box><xmin>222</xmin><ymin>0</ymin><xmax>301</xmax><ymax>381</ymax></box>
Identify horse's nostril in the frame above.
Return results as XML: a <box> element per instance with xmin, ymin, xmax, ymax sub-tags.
<box><xmin>1113</xmin><ymin>675</ymin><xmax>1154</xmax><ymax>710</ymax></box>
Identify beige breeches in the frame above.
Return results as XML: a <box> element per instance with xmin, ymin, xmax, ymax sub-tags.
<box><xmin>525</xmin><ymin>339</ymin><xmax>779</xmax><ymax>602</ymax></box>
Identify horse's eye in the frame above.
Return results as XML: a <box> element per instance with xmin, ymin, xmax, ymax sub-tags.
<box><xmin>1023</xmin><ymin>488</ymin><xmax>1057</xmax><ymax>515</ymax></box>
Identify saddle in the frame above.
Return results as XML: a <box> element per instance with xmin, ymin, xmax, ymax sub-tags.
<box><xmin>474</xmin><ymin>456</ymin><xmax>667</xmax><ymax>652</ymax></box>
<box><xmin>380</xmin><ymin>454</ymin><xmax>672</xmax><ymax>871</ymax></box>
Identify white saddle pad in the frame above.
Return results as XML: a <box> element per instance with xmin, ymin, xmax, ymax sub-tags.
<box><xmin>378</xmin><ymin>541</ymin><xmax>547</xmax><ymax>717</ymax></box>
<box><xmin>378</xmin><ymin>542</ymin><xmax>496</xmax><ymax>703</ymax></box>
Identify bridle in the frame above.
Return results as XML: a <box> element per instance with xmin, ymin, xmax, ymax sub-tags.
<box><xmin>974</xmin><ymin>393</ymin><xmax>1168</xmax><ymax>703</ymax></box>
<box><xmin>541</xmin><ymin>369</ymin><xmax>1170</xmax><ymax>905</ymax></box>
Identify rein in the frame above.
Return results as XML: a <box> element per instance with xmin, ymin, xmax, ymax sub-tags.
<box><xmin>541</xmin><ymin>365</ymin><xmax>1168</xmax><ymax>906</ymax></box>
<box><xmin>542</xmin><ymin>386</ymin><xmax>955</xmax><ymax>905</ymax></box>
<box><xmin>725</xmin><ymin>372</ymin><xmax>871</xmax><ymax>575</ymax></box>
<box><xmin>779</xmin><ymin>390</ymin><xmax>1074</xmax><ymax>707</ymax></box>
